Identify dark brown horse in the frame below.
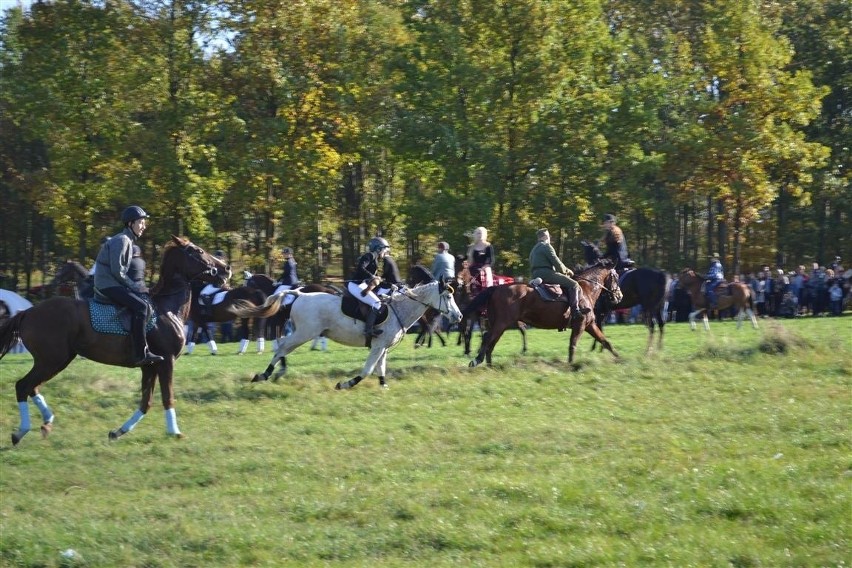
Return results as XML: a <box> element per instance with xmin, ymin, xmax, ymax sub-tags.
<box><xmin>467</xmin><ymin>262</ymin><xmax>623</xmax><ymax>367</ymax></box>
<box><xmin>678</xmin><ymin>269</ymin><xmax>758</xmax><ymax>330</ymax></box>
<box><xmin>0</xmin><ymin>236</ymin><xmax>281</xmax><ymax>446</ymax></box>
<box><xmin>581</xmin><ymin>241</ymin><xmax>671</xmax><ymax>353</ymax></box>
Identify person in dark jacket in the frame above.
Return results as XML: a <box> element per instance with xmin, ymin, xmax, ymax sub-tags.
<box><xmin>599</xmin><ymin>214</ymin><xmax>633</xmax><ymax>272</ymax></box>
<box><xmin>94</xmin><ymin>206</ymin><xmax>162</xmax><ymax>366</ymax></box>
<box><xmin>347</xmin><ymin>237</ymin><xmax>391</xmax><ymax>338</ymax></box>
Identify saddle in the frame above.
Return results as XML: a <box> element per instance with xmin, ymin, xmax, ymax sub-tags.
<box><xmin>340</xmin><ymin>291</ymin><xmax>390</xmax><ymax>325</ymax></box>
<box><xmin>528</xmin><ymin>278</ymin><xmax>591</xmax><ymax>331</ymax></box>
<box><xmin>88</xmin><ymin>300</ymin><xmax>156</xmax><ymax>336</ymax></box>
<box><xmin>528</xmin><ymin>278</ymin><xmax>569</xmax><ymax>302</ymax></box>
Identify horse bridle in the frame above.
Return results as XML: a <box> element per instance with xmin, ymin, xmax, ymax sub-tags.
<box><xmin>398</xmin><ymin>282</ymin><xmax>456</xmax><ymax>316</ymax></box>
<box><xmin>576</xmin><ymin>270</ymin><xmax>621</xmax><ymax>299</ymax></box>
<box><xmin>181</xmin><ymin>245</ymin><xmax>223</xmax><ymax>282</ymax></box>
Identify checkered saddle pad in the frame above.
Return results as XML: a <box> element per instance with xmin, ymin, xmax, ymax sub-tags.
<box><xmin>89</xmin><ymin>301</ymin><xmax>157</xmax><ymax>335</ymax></box>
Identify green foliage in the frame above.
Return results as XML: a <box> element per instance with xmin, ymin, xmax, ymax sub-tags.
<box><xmin>0</xmin><ymin>0</ymin><xmax>845</xmax><ymax>281</ymax></box>
<box><xmin>0</xmin><ymin>318</ymin><xmax>849</xmax><ymax>566</ymax></box>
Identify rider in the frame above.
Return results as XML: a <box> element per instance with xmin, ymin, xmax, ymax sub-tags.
<box><xmin>704</xmin><ymin>252</ymin><xmax>725</xmax><ymax>309</ymax></box>
<box><xmin>467</xmin><ymin>226</ymin><xmax>494</xmax><ymax>289</ymax></box>
<box><xmin>276</xmin><ymin>247</ymin><xmax>299</xmax><ymax>288</ymax></box>
<box><xmin>379</xmin><ymin>253</ymin><xmax>404</xmax><ymax>294</ymax></box>
<box><xmin>94</xmin><ymin>205</ymin><xmax>164</xmax><ymax>366</ymax></box>
<box><xmin>529</xmin><ymin>228</ymin><xmax>591</xmax><ymax>322</ymax></box>
<box><xmin>347</xmin><ymin>237</ymin><xmax>392</xmax><ymax>339</ymax></box>
<box><xmin>599</xmin><ymin>213</ymin><xmax>633</xmax><ymax>272</ymax></box>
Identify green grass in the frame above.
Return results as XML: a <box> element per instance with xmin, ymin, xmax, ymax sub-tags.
<box><xmin>1</xmin><ymin>317</ymin><xmax>850</xmax><ymax>567</ymax></box>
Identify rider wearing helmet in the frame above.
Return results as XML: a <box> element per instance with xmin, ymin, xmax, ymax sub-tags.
<box><xmin>94</xmin><ymin>205</ymin><xmax>164</xmax><ymax>366</ymax></box>
<box><xmin>704</xmin><ymin>252</ymin><xmax>725</xmax><ymax>309</ymax></box>
<box><xmin>347</xmin><ymin>236</ymin><xmax>391</xmax><ymax>340</ymax></box>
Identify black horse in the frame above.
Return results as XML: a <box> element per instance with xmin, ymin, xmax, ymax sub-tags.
<box><xmin>581</xmin><ymin>241</ymin><xmax>670</xmax><ymax>353</ymax></box>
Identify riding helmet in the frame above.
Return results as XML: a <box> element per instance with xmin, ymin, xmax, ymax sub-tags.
<box><xmin>121</xmin><ymin>205</ymin><xmax>149</xmax><ymax>224</ymax></box>
<box><xmin>602</xmin><ymin>213</ymin><xmax>617</xmax><ymax>223</ymax></box>
<box><xmin>368</xmin><ymin>237</ymin><xmax>390</xmax><ymax>253</ymax></box>
<box><xmin>282</xmin><ymin>247</ymin><xmax>293</xmax><ymax>255</ymax></box>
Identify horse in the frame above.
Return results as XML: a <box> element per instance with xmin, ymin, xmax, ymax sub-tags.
<box><xmin>677</xmin><ymin>269</ymin><xmax>758</xmax><ymax>330</ymax></box>
<box><xmin>52</xmin><ymin>260</ymin><xmax>95</xmax><ymax>300</ymax></box>
<box><xmin>466</xmin><ymin>261</ymin><xmax>623</xmax><ymax>367</ymax></box>
<box><xmin>251</xmin><ymin>278</ymin><xmax>463</xmax><ymax>389</ymax></box>
<box><xmin>186</xmin><ymin>282</ymin><xmax>279</xmax><ymax>354</ymax></box>
<box><xmin>452</xmin><ymin>270</ymin><xmax>528</xmax><ymax>356</ymax></box>
<box><xmin>580</xmin><ymin>241</ymin><xmax>671</xmax><ymax>353</ymax></box>
<box><xmin>0</xmin><ymin>236</ymin><xmax>281</xmax><ymax>446</ymax></box>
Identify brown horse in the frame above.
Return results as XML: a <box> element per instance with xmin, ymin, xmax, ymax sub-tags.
<box><xmin>467</xmin><ymin>262</ymin><xmax>623</xmax><ymax>367</ymax></box>
<box><xmin>52</xmin><ymin>260</ymin><xmax>95</xmax><ymax>300</ymax></box>
<box><xmin>678</xmin><ymin>269</ymin><xmax>758</xmax><ymax>330</ymax></box>
<box><xmin>0</xmin><ymin>236</ymin><xmax>281</xmax><ymax>446</ymax></box>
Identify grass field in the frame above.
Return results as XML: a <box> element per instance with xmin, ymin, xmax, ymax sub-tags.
<box><xmin>0</xmin><ymin>317</ymin><xmax>850</xmax><ymax>567</ymax></box>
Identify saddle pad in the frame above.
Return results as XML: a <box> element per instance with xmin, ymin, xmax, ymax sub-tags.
<box><xmin>89</xmin><ymin>301</ymin><xmax>157</xmax><ymax>336</ymax></box>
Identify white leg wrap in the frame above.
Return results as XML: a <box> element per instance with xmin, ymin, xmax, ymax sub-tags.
<box><xmin>165</xmin><ymin>408</ymin><xmax>180</xmax><ymax>435</ymax></box>
<box><xmin>257</xmin><ymin>338</ymin><xmax>265</xmax><ymax>353</ymax></box>
<box><xmin>186</xmin><ymin>342</ymin><xmax>195</xmax><ymax>354</ymax></box>
<box><xmin>238</xmin><ymin>339</ymin><xmax>249</xmax><ymax>354</ymax></box>
<box><xmin>208</xmin><ymin>340</ymin><xmax>218</xmax><ymax>354</ymax></box>
<box><xmin>120</xmin><ymin>409</ymin><xmax>145</xmax><ymax>433</ymax></box>
<box><xmin>32</xmin><ymin>394</ymin><xmax>54</xmax><ymax>424</ymax></box>
<box><xmin>18</xmin><ymin>401</ymin><xmax>31</xmax><ymax>432</ymax></box>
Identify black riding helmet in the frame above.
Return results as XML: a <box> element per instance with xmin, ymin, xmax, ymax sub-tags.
<box><xmin>368</xmin><ymin>237</ymin><xmax>390</xmax><ymax>253</ymax></box>
<box><xmin>121</xmin><ymin>205</ymin><xmax>150</xmax><ymax>225</ymax></box>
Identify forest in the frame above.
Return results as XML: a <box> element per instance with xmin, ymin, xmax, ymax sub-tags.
<box><xmin>0</xmin><ymin>0</ymin><xmax>848</xmax><ymax>290</ymax></box>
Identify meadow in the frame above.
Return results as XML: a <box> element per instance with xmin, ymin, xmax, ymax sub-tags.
<box><xmin>0</xmin><ymin>317</ymin><xmax>850</xmax><ymax>567</ymax></box>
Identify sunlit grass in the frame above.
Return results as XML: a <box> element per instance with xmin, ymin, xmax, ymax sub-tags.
<box><xmin>1</xmin><ymin>317</ymin><xmax>849</xmax><ymax>567</ymax></box>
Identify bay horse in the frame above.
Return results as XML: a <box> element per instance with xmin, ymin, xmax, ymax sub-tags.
<box><xmin>454</xmin><ymin>271</ymin><xmax>528</xmax><ymax>356</ymax></box>
<box><xmin>0</xmin><ymin>236</ymin><xmax>278</xmax><ymax>446</ymax></box>
<box><xmin>580</xmin><ymin>241</ymin><xmax>671</xmax><ymax>353</ymax></box>
<box><xmin>467</xmin><ymin>262</ymin><xmax>623</xmax><ymax>367</ymax></box>
<box><xmin>678</xmin><ymin>269</ymin><xmax>758</xmax><ymax>330</ymax></box>
<box><xmin>251</xmin><ymin>278</ymin><xmax>463</xmax><ymax>389</ymax></box>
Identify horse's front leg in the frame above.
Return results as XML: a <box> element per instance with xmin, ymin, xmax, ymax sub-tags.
<box><xmin>336</xmin><ymin>347</ymin><xmax>384</xmax><ymax>390</ymax></box>
<box><xmin>157</xmin><ymin>359</ymin><xmax>182</xmax><ymax>437</ymax></box>
<box><xmin>109</xmin><ymin>365</ymin><xmax>158</xmax><ymax>440</ymax></box>
<box><xmin>583</xmin><ymin>322</ymin><xmax>619</xmax><ymax>361</ymax></box>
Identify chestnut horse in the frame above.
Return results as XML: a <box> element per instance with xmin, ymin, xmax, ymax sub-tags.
<box><xmin>467</xmin><ymin>262</ymin><xmax>623</xmax><ymax>367</ymax></box>
<box><xmin>0</xmin><ymin>237</ymin><xmax>281</xmax><ymax>446</ymax></box>
<box><xmin>678</xmin><ymin>269</ymin><xmax>758</xmax><ymax>330</ymax></box>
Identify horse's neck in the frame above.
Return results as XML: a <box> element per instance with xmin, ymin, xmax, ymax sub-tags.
<box><xmin>580</xmin><ymin>269</ymin><xmax>606</xmax><ymax>303</ymax></box>
<box><xmin>391</xmin><ymin>290</ymin><xmax>432</xmax><ymax>328</ymax></box>
<box><xmin>152</xmin><ymin>272</ymin><xmax>192</xmax><ymax>320</ymax></box>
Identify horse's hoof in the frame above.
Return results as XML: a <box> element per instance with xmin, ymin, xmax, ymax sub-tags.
<box><xmin>335</xmin><ymin>381</ymin><xmax>349</xmax><ymax>390</ymax></box>
<box><xmin>381</xmin><ymin>383</ymin><xmax>389</xmax><ymax>390</ymax></box>
<box><xmin>11</xmin><ymin>432</ymin><xmax>23</xmax><ymax>446</ymax></box>
<box><xmin>468</xmin><ymin>360</ymin><xmax>477</xmax><ymax>368</ymax></box>
<box><xmin>251</xmin><ymin>374</ymin><xmax>267</xmax><ymax>383</ymax></box>
<box><xmin>108</xmin><ymin>429</ymin><xmax>124</xmax><ymax>441</ymax></box>
<box><xmin>40</xmin><ymin>423</ymin><xmax>53</xmax><ymax>438</ymax></box>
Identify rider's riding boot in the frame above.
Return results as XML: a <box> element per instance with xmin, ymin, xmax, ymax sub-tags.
<box><xmin>131</xmin><ymin>312</ymin><xmax>164</xmax><ymax>366</ymax></box>
<box><xmin>569</xmin><ymin>288</ymin><xmax>591</xmax><ymax>322</ymax></box>
<box><xmin>364</xmin><ymin>307</ymin><xmax>384</xmax><ymax>338</ymax></box>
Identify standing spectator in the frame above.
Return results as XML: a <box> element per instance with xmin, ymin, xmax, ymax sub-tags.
<box><xmin>431</xmin><ymin>242</ymin><xmax>455</xmax><ymax>281</ymax></box>
<box><xmin>213</xmin><ymin>250</ymin><xmax>233</xmax><ymax>343</ymax></box>
<box><xmin>809</xmin><ymin>263</ymin><xmax>828</xmax><ymax>316</ymax></box>
<box><xmin>466</xmin><ymin>226</ymin><xmax>495</xmax><ymax>290</ymax></box>
<box><xmin>770</xmin><ymin>268</ymin><xmax>788</xmax><ymax>317</ymax></box>
<box><xmin>828</xmin><ymin>278</ymin><xmax>844</xmax><ymax>316</ymax></box>
<box><xmin>752</xmin><ymin>270</ymin><xmax>769</xmax><ymax>317</ymax></box>
<box><xmin>791</xmin><ymin>266</ymin><xmax>808</xmax><ymax>315</ymax></box>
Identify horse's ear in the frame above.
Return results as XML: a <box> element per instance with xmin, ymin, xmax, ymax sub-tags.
<box><xmin>171</xmin><ymin>235</ymin><xmax>188</xmax><ymax>246</ymax></box>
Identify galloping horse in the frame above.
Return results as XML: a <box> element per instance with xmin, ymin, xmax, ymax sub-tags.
<box><xmin>251</xmin><ymin>279</ymin><xmax>463</xmax><ymax>389</ymax></box>
<box><xmin>467</xmin><ymin>262</ymin><xmax>623</xmax><ymax>367</ymax></box>
<box><xmin>0</xmin><ymin>237</ymin><xmax>278</xmax><ymax>445</ymax></box>
<box><xmin>454</xmin><ymin>272</ymin><xmax>528</xmax><ymax>357</ymax></box>
<box><xmin>678</xmin><ymin>269</ymin><xmax>758</xmax><ymax>330</ymax></box>
<box><xmin>52</xmin><ymin>260</ymin><xmax>95</xmax><ymax>300</ymax></box>
<box><xmin>581</xmin><ymin>241</ymin><xmax>671</xmax><ymax>352</ymax></box>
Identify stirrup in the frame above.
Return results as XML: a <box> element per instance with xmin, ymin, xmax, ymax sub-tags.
<box><xmin>134</xmin><ymin>352</ymin><xmax>164</xmax><ymax>366</ymax></box>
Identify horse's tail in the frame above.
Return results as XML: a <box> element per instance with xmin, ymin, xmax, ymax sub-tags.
<box><xmin>229</xmin><ymin>293</ymin><xmax>285</xmax><ymax>319</ymax></box>
<box><xmin>462</xmin><ymin>286</ymin><xmax>496</xmax><ymax>317</ymax></box>
<box><xmin>0</xmin><ymin>311</ymin><xmax>25</xmax><ymax>361</ymax></box>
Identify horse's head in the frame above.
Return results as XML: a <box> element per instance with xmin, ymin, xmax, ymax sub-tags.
<box><xmin>409</xmin><ymin>279</ymin><xmax>463</xmax><ymax>325</ymax></box>
<box><xmin>604</xmin><ymin>268</ymin><xmax>623</xmax><ymax>304</ymax></box>
<box><xmin>678</xmin><ymin>268</ymin><xmax>698</xmax><ymax>287</ymax></box>
<box><xmin>161</xmin><ymin>236</ymin><xmax>232</xmax><ymax>289</ymax></box>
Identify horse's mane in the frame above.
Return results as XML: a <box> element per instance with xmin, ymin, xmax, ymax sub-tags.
<box><xmin>407</xmin><ymin>264</ymin><xmax>436</xmax><ymax>286</ymax></box>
